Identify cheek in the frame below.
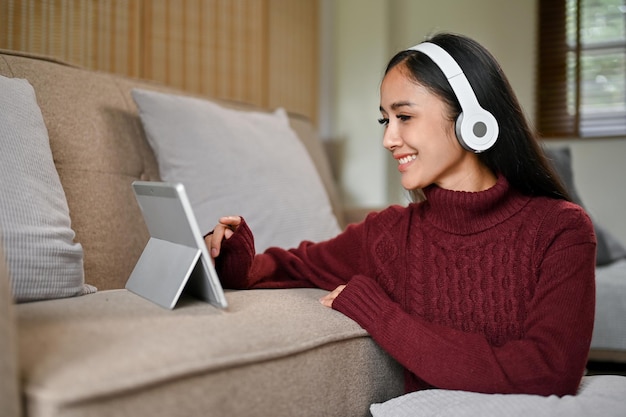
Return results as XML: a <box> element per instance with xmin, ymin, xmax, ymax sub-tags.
<box><xmin>419</xmin><ymin>136</ymin><xmax>464</xmax><ymax>176</ymax></box>
<box><xmin>424</xmin><ymin>124</ymin><xmax>460</xmax><ymax>156</ymax></box>
<box><xmin>439</xmin><ymin>120</ymin><xmax>464</xmax><ymax>152</ymax></box>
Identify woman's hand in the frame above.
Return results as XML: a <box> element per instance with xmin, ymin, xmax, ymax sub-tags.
<box><xmin>319</xmin><ymin>285</ymin><xmax>346</xmax><ymax>308</ymax></box>
<box><xmin>205</xmin><ymin>216</ymin><xmax>242</xmax><ymax>258</ymax></box>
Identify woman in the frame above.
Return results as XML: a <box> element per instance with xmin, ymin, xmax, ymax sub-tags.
<box><xmin>205</xmin><ymin>33</ymin><xmax>596</xmax><ymax>396</ymax></box>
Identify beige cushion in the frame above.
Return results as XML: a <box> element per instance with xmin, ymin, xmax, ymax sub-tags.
<box><xmin>0</xmin><ymin>53</ymin><xmax>161</xmax><ymax>290</ymax></box>
<box><xmin>18</xmin><ymin>288</ymin><xmax>403</xmax><ymax>416</ymax></box>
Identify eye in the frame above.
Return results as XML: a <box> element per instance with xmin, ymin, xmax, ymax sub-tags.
<box><xmin>397</xmin><ymin>114</ymin><xmax>411</xmax><ymax>122</ymax></box>
<box><xmin>377</xmin><ymin>118</ymin><xmax>389</xmax><ymax>126</ymax></box>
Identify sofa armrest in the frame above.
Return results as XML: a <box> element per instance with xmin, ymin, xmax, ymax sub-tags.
<box><xmin>0</xmin><ymin>240</ymin><xmax>21</xmax><ymax>417</ymax></box>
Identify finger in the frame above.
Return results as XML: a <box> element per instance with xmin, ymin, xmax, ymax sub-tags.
<box><xmin>321</xmin><ymin>291</ymin><xmax>339</xmax><ymax>307</ymax></box>
<box><xmin>207</xmin><ymin>216</ymin><xmax>242</xmax><ymax>258</ymax></box>
<box><xmin>319</xmin><ymin>285</ymin><xmax>345</xmax><ymax>308</ymax></box>
<box><xmin>319</xmin><ymin>293</ymin><xmax>334</xmax><ymax>308</ymax></box>
<box><xmin>208</xmin><ymin>223</ymin><xmax>230</xmax><ymax>258</ymax></box>
<box><xmin>219</xmin><ymin>216</ymin><xmax>241</xmax><ymax>228</ymax></box>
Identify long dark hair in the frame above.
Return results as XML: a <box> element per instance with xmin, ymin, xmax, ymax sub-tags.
<box><xmin>385</xmin><ymin>33</ymin><xmax>570</xmax><ymax>202</ymax></box>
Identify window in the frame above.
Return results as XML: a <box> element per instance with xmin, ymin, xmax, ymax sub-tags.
<box><xmin>538</xmin><ymin>0</ymin><xmax>626</xmax><ymax>138</ymax></box>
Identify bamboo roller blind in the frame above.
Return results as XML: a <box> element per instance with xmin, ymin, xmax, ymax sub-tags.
<box><xmin>0</xmin><ymin>0</ymin><xmax>319</xmax><ymax>121</ymax></box>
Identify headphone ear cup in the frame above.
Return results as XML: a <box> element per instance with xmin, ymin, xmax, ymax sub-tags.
<box><xmin>454</xmin><ymin>110</ymin><xmax>499</xmax><ymax>153</ymax></box>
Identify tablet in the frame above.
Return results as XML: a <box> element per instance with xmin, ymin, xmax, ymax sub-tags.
<box><xmin>126</xmin><ymin>181</ymin><xmax>228</xmax><ymax>309</ymax></box>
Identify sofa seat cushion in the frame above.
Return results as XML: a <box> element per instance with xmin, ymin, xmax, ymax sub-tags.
<box><xmin>17</xmin><ymin>288</ymin><xmax>403</xmax><ymax>417</ymax></box>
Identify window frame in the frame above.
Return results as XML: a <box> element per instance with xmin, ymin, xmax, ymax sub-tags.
<box><xmin>537</xmin><ymin>0</ymin><xmax>626</xmax><ymax>139</ymax></box>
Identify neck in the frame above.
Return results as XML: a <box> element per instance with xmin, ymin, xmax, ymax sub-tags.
<box><xmin>436</xmin><ymin>157</ymin><xmax>497</xmax><ymax>193</ymax></box>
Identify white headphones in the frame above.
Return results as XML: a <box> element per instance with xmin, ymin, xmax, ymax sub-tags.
<box><xmin>408</xmin><ymin>42</ymin><xmax>499</xmax><ymax>153</ymax></box>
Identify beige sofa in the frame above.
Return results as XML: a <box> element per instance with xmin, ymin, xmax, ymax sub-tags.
<box><xmin>0</xmin><ymin>49</ymin><xmax>403</xmax><ymax>417</ymax></box>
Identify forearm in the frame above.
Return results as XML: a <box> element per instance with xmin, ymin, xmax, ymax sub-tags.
<box><xmin>333</xmin><ymin>266</ymin><xmax>594</xmax><ymax>396</ymax></box>
<box><xmin>216</xmin><ymin>218</ymin><xmax>370</xmax><ymax>291</ymax></box>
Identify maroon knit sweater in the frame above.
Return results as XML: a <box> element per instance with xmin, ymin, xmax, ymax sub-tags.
<box><xmin>216</xmin><ymin>176</ymin><xmax>596</xmax><ymax>396</ymax></box>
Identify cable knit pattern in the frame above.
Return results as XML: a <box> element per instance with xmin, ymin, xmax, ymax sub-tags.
<box><xmin>414</xmin><ymin>179</ymin><xmax>534</xmax><ymax>347</ymax></box>
<box><xmin>215</xmin><ymin>176</ymin><xmax>597</xmax><ymax>396</ymax></box>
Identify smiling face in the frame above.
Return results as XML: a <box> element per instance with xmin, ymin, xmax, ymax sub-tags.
<box><xmin>379</xmin><ymin>64</ymin><xmax>496</xmax><ymax>192</ymax></box>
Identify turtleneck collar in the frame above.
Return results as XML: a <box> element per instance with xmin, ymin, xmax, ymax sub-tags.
<box><xmin>420</xmin><ymin>176</ymin><xmax>531</xmax><ymax>235</ymax></box>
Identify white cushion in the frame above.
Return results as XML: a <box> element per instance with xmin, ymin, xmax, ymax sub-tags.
<box><xmin>370</xmin><ymin>375</ymin><xmax>626</xmax><ymax>417</ymax></box>
<box><xmin>0</xmin><ymin>75</ymin><xmax>95</xmax><ymax>302</ymax></box>
<box><xmin>132</xmin><ymin>89</ymin><xmax>341</xmax><ymax>252</ymax></box>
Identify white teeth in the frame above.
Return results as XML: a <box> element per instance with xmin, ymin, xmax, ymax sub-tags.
<box><xmin>398</xmin><ymin>155</ymin><xmax>417</xmax><ymax>164</ymax></box>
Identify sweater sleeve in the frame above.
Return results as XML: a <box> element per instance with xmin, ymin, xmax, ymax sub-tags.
<box><xmin>332</xmin><ymin>204</ymin><xmax>596</xmax><ymax>396</ymax></box>
<box><xmin>214</xmin><ymin>218</ymin><xmax>256</xmax><ymax>289</ymax></box>
<box><xmin>216</xmin><ymin>216</ymin><xmax>375</xmax><ymax>291</ymax></box>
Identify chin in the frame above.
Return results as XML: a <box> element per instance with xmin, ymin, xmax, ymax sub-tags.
<box><xmin>401</xmin><ymin>178</ymin><xmax>425</xmax><ymax>191</ymax></box>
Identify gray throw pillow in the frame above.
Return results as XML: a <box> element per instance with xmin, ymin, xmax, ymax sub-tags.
<box><xmin>132</xmin><ymin>89</ymin><xmax>341</xmax><ymax>252</ymax></box>
<box><xmin>0</xmin><ymin>76</ymin><xmax>96</xmax><ymax>302</ymax></box>
<box><xmin>545</xmin><ymin>147</ymin><xmax>626</xmax><ymax>266</ymax></box>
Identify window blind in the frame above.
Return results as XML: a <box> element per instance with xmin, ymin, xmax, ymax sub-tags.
<box><xmin>537</xmin><ymin>0</ymin><xmax>626</xmax><ymax>138</ymax></box>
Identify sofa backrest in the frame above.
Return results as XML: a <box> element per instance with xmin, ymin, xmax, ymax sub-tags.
<box><xmin>0</xmin><ymin>49</ymin><xmax>344</xmax><ymax>291</ymax></box>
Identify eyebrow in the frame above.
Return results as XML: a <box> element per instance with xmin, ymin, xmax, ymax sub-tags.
<box><xmin>379</xmin><ymin>101</ymin><xmax>415</xmax><ymax>112</ymax></box>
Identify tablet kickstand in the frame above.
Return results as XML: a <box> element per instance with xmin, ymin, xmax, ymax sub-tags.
<box><xmin>126</xmin><ymin>237</ymin><xmax>201</xmax><ymax>309</ymax></box>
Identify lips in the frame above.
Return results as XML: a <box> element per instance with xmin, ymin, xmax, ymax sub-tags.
<box><xmin>394</xmin><ymin>153</ymin><xmax>417</xmax><ymax>172</ymax></box>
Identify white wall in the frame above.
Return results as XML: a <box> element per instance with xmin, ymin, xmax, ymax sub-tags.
<box><xmin>321</xmin><ymin>0</ymin><xmax>626</xmax><ymax>244</ymax></box>
<box><xmin>547</xmin><ymin>139</ymin><xmax>626</xmax><ymax>246</ymax></box>
<box><xmin>321</xmin><ymin>0</ymin><xmax>390</xmax><ymax>207</ymax></box>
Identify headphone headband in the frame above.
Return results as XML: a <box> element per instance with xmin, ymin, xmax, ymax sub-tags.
<box><xmin>407</xmin><ymin>42</ymin><xmax>499</xmax><ymax>152</ymax></box>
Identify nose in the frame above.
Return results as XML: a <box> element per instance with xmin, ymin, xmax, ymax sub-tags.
<box><xmin>382</xmin><ymin>123</ymin><xmax>401</xmax><ymax>151</ymax></box>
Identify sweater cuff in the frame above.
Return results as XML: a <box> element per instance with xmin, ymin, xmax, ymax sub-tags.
<box><xmin>332</xmin><ymin>274</ymin><xmax>391</xmax><ymax>331</ymax></box>
<box><xmin>220</xmin><ymin>218</ymin><xmax>255</xmax><ymax>256</ymax></box>
<box><xmin>215</xmin><ymin>218</ymin><xmax>255</xmax><ymax>288</ymax></box>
